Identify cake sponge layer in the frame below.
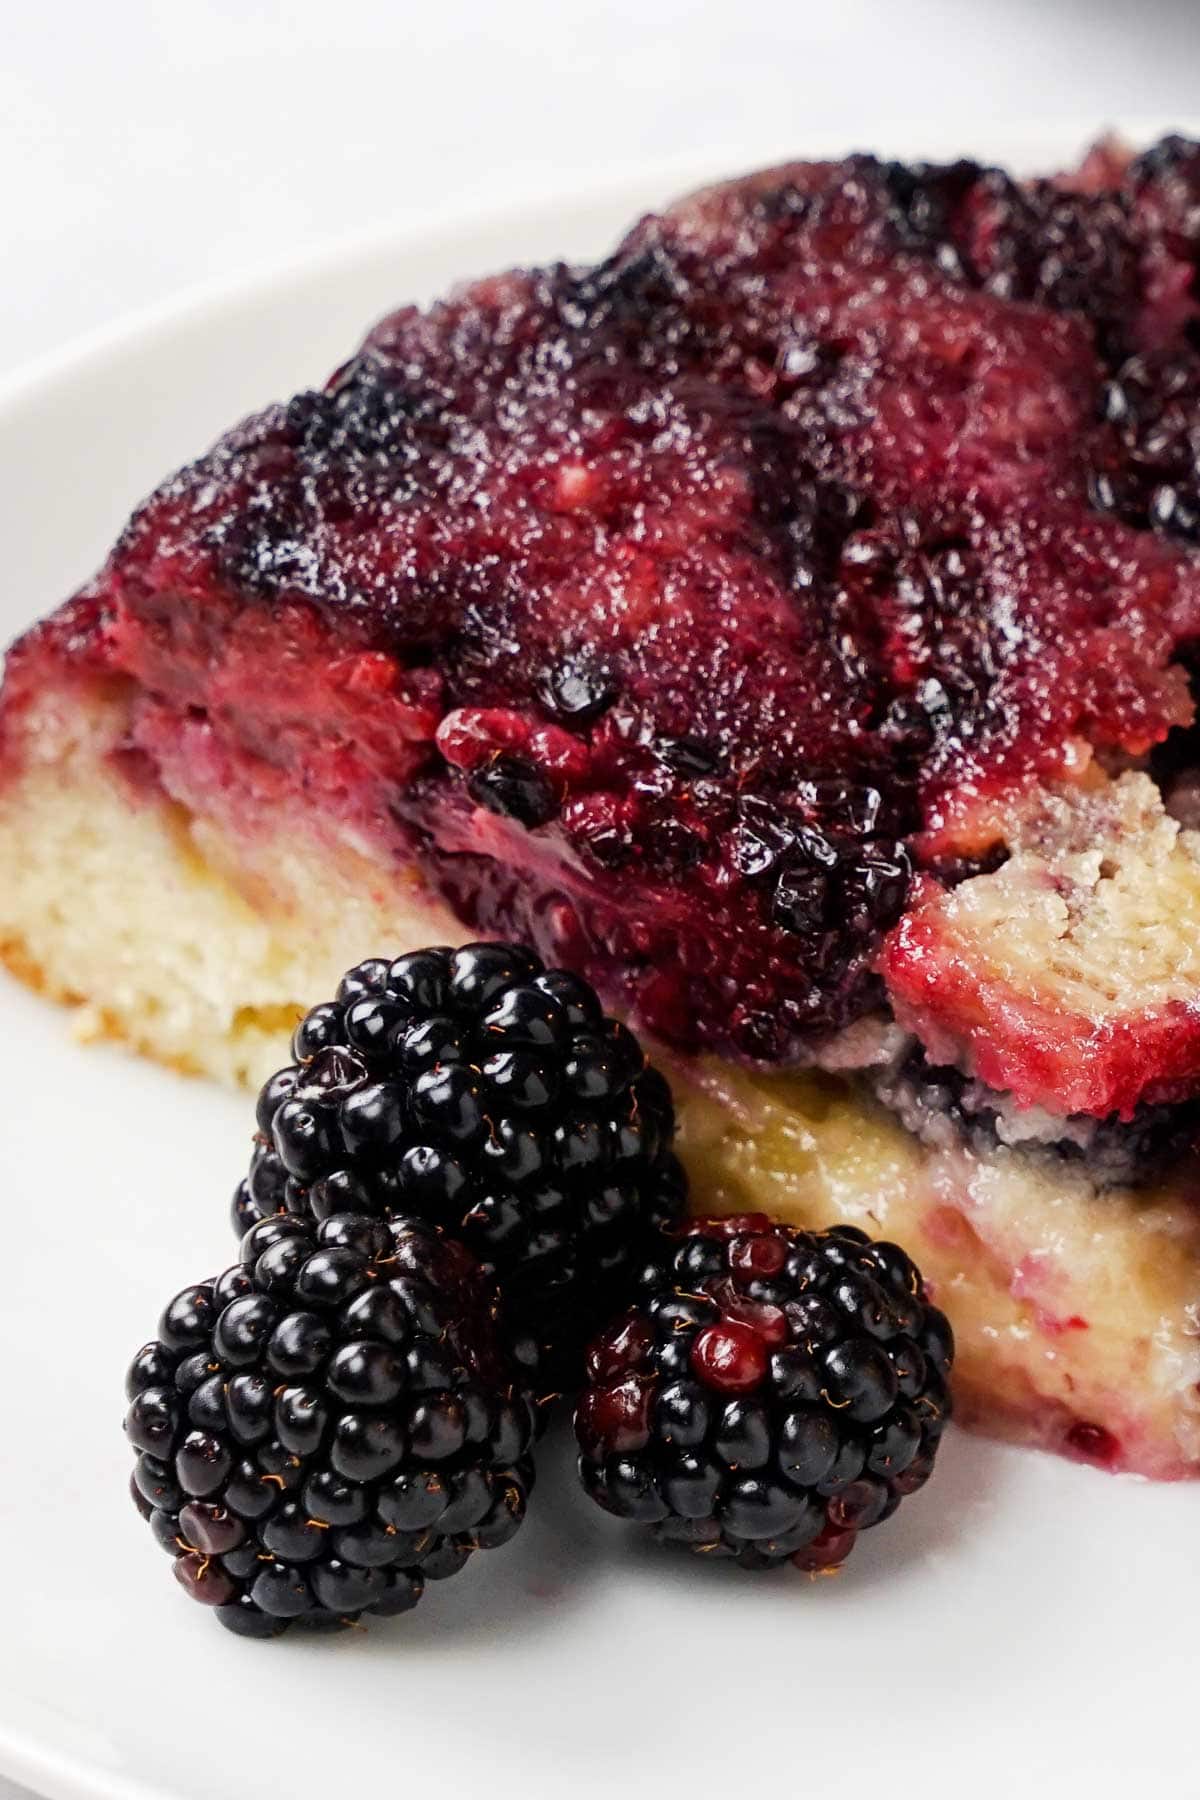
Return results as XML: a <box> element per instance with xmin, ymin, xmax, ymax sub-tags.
<box><xmin>673</xmin><ymin>1060</ymin><xmax>1200</xmax><ymax>1479</ymax></box>
<box><xmin>0</xmin><ymin>687</ymin><xmax>462</xmax><ymax>1086</ymax></box>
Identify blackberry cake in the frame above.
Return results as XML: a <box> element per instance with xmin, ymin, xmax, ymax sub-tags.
<box><xmin>6</xmin><ymin>135</ymin><xmax>1200</xmax><ymax>1477</ymax></box>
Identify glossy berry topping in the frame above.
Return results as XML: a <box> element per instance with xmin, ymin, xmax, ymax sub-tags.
<box><xmin>575</xmin><ymin>1215</ymin><xmax>953</xmax><ymax>1571</ymax></box>
<box><xmin>239</xmin><ymin>943</ymin><xmax>686</xmax><ymax>1387</ymax></box>
<box><xmin>125</xmin><ymin>1213</ymin><xmax>534</xmax><ymax>1637</ymax></box>
<box><xmin>17</xmin><ymin>140</ymin><xmax>1200</xmax><ymax>1074</ymax></box>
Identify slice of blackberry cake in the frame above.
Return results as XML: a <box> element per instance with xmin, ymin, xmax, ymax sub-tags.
<box><xmin>6</xmin><ymin>136</ymin><xmax>1200</xmax><ymax>1477</ymax></box>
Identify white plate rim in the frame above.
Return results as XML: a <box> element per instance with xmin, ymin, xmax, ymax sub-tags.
<box><xmin>1</xmin><ymin>112</ymin><xmax>1188</xmax><ymax>422</ymax></box>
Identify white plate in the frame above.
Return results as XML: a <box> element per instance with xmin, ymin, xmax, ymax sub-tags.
<box><xmin>2</xmin><ymin>123</ymin><xmax>1198</xmax><ymax>1800</ymax></box>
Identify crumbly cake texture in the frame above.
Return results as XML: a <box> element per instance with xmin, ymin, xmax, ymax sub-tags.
<box><xmin>7</xmin><ymin>136</ymin><xmax>1200</xmax><ymax>1476</ymax></box>
<box><xmin>0</xmin><ymin>685</ymin><xmax>465</xmax><ymax>1085</ymax></box>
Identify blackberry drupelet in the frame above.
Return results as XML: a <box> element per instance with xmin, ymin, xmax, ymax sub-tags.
<box><xmin>237</xmin><ymin>944</ymin><xmax>687</xmax><ymax>1386</ymax></box>
<box><xmin>126</xmin><ymin>1212</ymin><xmax>535</xmax><ymax>1636</ymax></box>
<box><xmin>574</xmin><ymin>1214</ymin><xmax>952</xmax><ymax>1571</ymax></box>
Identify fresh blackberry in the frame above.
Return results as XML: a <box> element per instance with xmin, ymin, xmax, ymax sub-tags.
<box><xmin>126</xmin><ymin>1212</ymin><xmax>535</xmax><ymax>1636</ymax></box>
<box><xmin>238</xmin><ymin>943</ymin><xmax>687</xmax><ymax>1387</ymax></box>
<box><xmin>574</xmin><ymin>1214</ymin><xmax>952</xmax><ymax>1572</ymax></box>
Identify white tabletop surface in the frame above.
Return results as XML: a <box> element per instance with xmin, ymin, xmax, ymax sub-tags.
<box><xmin>5</xmin><ymin>0</ymin><xmax>1200</xmax><ymax>385</ymax></box>
<box><xmin>4</xmin><ymin>2</ymin><xmax>1199</xmax><ymax>1794</ymax></box>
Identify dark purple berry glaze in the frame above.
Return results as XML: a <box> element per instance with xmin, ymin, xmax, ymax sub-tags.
<box><xmin>11</xmin><ymin>138</ymin><xmax>1200</xmax><ymax>1063</ymax></box>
